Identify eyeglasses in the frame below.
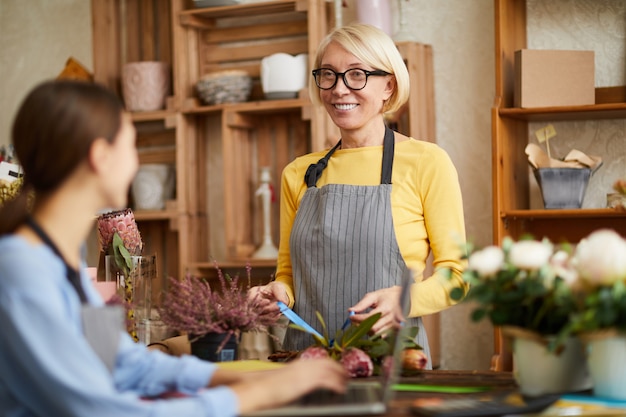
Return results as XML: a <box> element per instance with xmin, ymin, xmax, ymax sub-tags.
<box><xmin>312</xmin><ymin>68</ymin><xmax>390</xmax><ymax>91</ymax></box>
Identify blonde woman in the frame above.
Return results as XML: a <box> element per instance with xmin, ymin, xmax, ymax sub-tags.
<box><xmin>251</xmin><ymin>24</ymin><xmax>468</xmax><ymax>368</ymax></box>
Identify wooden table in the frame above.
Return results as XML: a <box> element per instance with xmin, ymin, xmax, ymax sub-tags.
<box><xmin>359</xmin><ymin>370</ymin><xmax>516</xmax><ymax>417</ymax></box>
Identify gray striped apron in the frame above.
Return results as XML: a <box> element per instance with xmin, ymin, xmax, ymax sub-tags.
<box><xmin>284</xmin><ymin>126</ymin><xmax>431</xmax><ymax>369</ymax></box>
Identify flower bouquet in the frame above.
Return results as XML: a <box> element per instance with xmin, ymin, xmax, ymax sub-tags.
<box><xmin>451</xmin><ymin>236</ymin><xmax>590</xmax><ymax>395</ymax></box>
<box><xmin>566</xmin><ymin>229</ymin><xmax>626</xmax><ymax>400</ymax></box>
<box><xmin>97</xmin><ymin>208</ymin><xmax>153</xmax><ymax>342</ymax></box>
<box><xmin>158</xmin><ymin>264</ymin><xmax>279</xmax><ymax>362</ymax></box>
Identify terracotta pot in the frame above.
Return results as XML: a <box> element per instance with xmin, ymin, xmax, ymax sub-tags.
<box><xmin>121</xmin><ymin>61</ymin><xmax>171</xmax><ymax>111</ymax></box>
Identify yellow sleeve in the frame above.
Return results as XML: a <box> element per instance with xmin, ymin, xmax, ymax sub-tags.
<box><xmin>395</xmin><ymin>142</ymin><xmax>468</xmax><ymax>317</ymax></box>
<box><xmin>273</xmin><ymin>159</ymin><xmax>304</xmax><ymax>307</ymax></box>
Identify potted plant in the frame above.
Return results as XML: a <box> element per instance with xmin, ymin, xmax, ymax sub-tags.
<box><xmin>566</xmin><ymin>228</ymin><xmax>626</xmax><ymax>400</ymax></box>
<box><xmin>451</xmin><ymin>236</ymin><xmax>591</xmax><ymax>396</ymax></box>
<box><xmin>158</xmin><ymin>264</ymin><xmax>279</xmax><ymax>362</ymax></box>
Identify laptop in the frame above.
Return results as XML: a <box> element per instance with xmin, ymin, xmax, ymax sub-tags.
<box><xmin>242</xmin><ymin>268</ymin><xmax>414</xmax><ymax>417</ymax></box>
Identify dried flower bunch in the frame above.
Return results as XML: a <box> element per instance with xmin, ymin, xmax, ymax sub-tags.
<box><xmin>295</xmin><ymin>312</ymin><xmax>426</xmax><ymax>378</ymax></box>
<box><xmin>159</xmin><ymin>265</ymin><xmax>279</xmax><ymax>351</ymax></box>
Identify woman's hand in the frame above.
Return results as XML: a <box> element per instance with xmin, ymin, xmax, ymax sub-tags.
<box><xmin>248</xmin><ymin>281</ymin><xmax>289</xmax><ymax>317</ymax></box>
<box><xmin>349</xmin><ymin>286</ymin><xmax>404</xmax><ymax>334</ymax></box>
<box><xmin>228</xmin><ymin>358</ymin><xmax>348</xmax><ymax>414</ymax></box>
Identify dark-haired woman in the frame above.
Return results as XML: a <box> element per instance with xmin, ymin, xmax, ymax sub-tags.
<box><xmin>0</xmin><ymin>80</ymin><xmax>346</xmax><ymax>417</ymax></box>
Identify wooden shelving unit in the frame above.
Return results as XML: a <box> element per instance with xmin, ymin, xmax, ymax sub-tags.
<box><xmin>91</xmin><ymin>0</ymin><xmax>437</xmax><ymax>301</ymax></box>
<box><xmin>91</xmin><ymin>0</ymin><xmax>440</xmax><ymax>366</ymax></box>
<box><xmin>491</xmin><ymin>0</ymin><xmax>626</xmax><ymax>371</ymax></box>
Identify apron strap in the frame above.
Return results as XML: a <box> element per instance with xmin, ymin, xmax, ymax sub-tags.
<box><xmin>26</xmin><ymin>217</ymin><xmax>88</xmax><ymax>303</ymax></box>
<box><xmin>381</xmin><ymin>126</ymin><xmax>395</xmax><ymax>185</ymax></box>
<box><xmin>304</xmin><ymin>125</ymin><xmax>396</xmax><ymax>188</ymax></box>
<box><xmin>304</xmin><ymin>140</ymin><xmax>341</xmax><ymax>188</ymax></box>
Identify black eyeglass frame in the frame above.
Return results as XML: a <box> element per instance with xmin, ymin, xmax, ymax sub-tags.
<box><xmin>311</xmin><ymin>68</ymin><xmax>390</xmax><ymax>91</ymax></box>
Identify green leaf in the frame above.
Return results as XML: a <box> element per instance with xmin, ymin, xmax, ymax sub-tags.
<box><xmin>450</xmin><ymin>287</ymin><xmax>465</xmax><ymax>301</ymax></box>
<box><xmin>315</xmin><ymin>311</ymin><xmax>329</xmax><ymax>342</ymax></box>
<box><xmin>340</xmin><ymin>312</ymin><xmax>381</xmax><ymax>348</ymax></box>
<box><xmin>288</xmin><ymin>323</ymin><xmax>328</xmax><ymax>347</ymax></box>
<box><xmin>112</xmin><ymin>232</ymin><xmax>133</xmax><ymax>276</ymax></box>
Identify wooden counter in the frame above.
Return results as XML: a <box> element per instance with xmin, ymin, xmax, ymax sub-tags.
<box><xmin>318</xmin><ymin>370</ymin><xmax>517</xmax><ymax>417</ymax></box>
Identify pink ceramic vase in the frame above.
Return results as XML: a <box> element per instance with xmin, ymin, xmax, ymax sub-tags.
<box><xmin>355</xmin><ymin>0</ymin><xmax>392</xmax><ymax>36</ymax></box>
<box><xmin>122</xmin><ymin>61</ymin><xmax>171</xmax><ymax>112</ymax></box>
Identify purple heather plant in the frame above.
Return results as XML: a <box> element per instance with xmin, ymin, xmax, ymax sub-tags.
<box><xmin>158</xmin><ymin>264</ymin><xmax>279</xmax><ymax>351</ymax></box>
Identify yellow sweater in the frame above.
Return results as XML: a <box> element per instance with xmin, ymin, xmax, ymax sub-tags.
<box><xmin>276</xmin><ymin>138</ymin><xmax>467</xmax><ymax>317</ymax></box>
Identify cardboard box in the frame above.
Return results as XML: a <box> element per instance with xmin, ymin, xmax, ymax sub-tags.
<box><xmin>514</xmin><ymin>49</ymin><xmax>595</xmax><ymax>108</ymax></box>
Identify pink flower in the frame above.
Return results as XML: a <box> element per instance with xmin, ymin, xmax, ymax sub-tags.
<box><xmin>299</xmin><ymin>346</ymin><xmax>330</xmax><ymax>360</ymax></box>
<box><xmin>340</xmin><ymin>347</ymin><xmax>373</xmax><ymax>378</ymax></box>
<box><xmin>97</xmin><ymin>208</ymin><xmax>143</xmax><ymax>256</ymax></box>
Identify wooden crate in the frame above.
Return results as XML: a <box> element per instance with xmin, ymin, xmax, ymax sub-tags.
<box><xmin>177</xmin><ymin>1</ymin><xmax>327</xmax><ymax>108</ymax></box>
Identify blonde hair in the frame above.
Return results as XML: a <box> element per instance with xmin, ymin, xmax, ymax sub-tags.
<box><xmin>309</xmin><ymin>23</ymin><xmax>410</xmax><ymax>114</ymax></box>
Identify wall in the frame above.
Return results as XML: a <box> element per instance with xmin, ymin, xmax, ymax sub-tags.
<box><xmin>2</xmin><ymin>0</ymin><xmax>623</xmax><ymax>371</ymax></box>
<box><xmin>0</xmin><ymin>0</ymin><xmax>93</xmax><ymax>149</ymax></box>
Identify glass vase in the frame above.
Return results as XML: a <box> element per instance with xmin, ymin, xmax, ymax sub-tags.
<box><xmin>105</xmin><ymin>254</ymin><xmax>155</xmax><ymax>343</ymax></box>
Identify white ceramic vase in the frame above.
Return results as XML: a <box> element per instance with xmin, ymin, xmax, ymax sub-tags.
<box><xmin>131</xmin><ymin>164</ymin><xmax>175</xmax><ymax>210</ymax></box>
<box><xmin>508</xmin><ymin>328</ymin><xmax>592</xmax><ymax>396</ymax></box>
<box><xmin>585</xmin><ymin>332</ymin><xmax>626</xmax><ymax>400</ymax></box>
<box><xmin>260</xmin><ymin>53</ymin><xmax>308</xmax><ymax>99</ymax></box>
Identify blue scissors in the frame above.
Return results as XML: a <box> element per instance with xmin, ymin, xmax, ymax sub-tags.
<box><xmin>276</xmin><ymin>301</ymin><xmax>324</xmax><ymax>340</ymax></box>
<box><xmin>277</xmin><ymin>301</ymin><xmax>355</xmax><ymax>346</ymax></box>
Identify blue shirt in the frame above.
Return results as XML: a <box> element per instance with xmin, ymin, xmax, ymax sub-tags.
<box><xmin>0</xmin><ymin>236</ymin><xmax>239</xmax><ymax>417</ymax></box>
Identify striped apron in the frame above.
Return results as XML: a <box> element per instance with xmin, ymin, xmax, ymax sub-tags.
<box><xmin>283</xmin><ymin>126</ymin><xmax>431</xmax><ymax>368</ymax></box>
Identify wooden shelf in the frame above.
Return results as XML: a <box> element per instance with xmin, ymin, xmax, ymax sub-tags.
<box><xmin>189</xmin><ymin>259</ymin><xmax>277</xmax><ymax>270</ymax></box>
<box><xmin>182</xmin><ymin>97</ymin><xmax>310</xmax><ymax>115</ymax></box>
<box><xmin>180</xmin><ymin>0</ymin><xmax>304</xmax><ymax>22</ymax></box>
<box><xmin>501</xmin><ymin>208</ymin><xmax>626</xmax><ymax>219</ymax></box>
<box><xmin>498</xmin><ymin>102</ymin><xmax>626</xmax><ymax>121</ymax></box>
<box><xmin>131</xmin><ymin>110</ymin><xmax>174</xmax><ymax>123</ymax></box>
<box><xmin>491</xmin><ymin>0</ymin><xmax>626</xmax><ymax>372</ymax></box>
<box><xmin>134</xmin><ymin>208</ymin><xmax>179</xmax><ymax>222</ymax></box>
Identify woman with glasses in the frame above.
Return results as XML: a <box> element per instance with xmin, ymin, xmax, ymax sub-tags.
<box><xmin>251</xmin><ymin>23</ymin><xmax>467</xmax><ymax>367</ymax></box>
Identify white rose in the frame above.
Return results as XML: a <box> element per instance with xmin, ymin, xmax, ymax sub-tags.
<box><xmin>550</xmin><ymin>250</ymin><xmax>579</xmax><ymax>289</ymax></box>
<box><xmin>574</xmin><ymin>229</ymin><xmax>626</xmax><ymax>286</ymax></box>
<box><xmin>509</xmin><ymin>240</ymin><xmax>553</xmax><ymax>271</ymax></box>
<box><xmin>468</xmin><ymin>246</ymin><xmax>504</xmax><ymax>277</ymax></box>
